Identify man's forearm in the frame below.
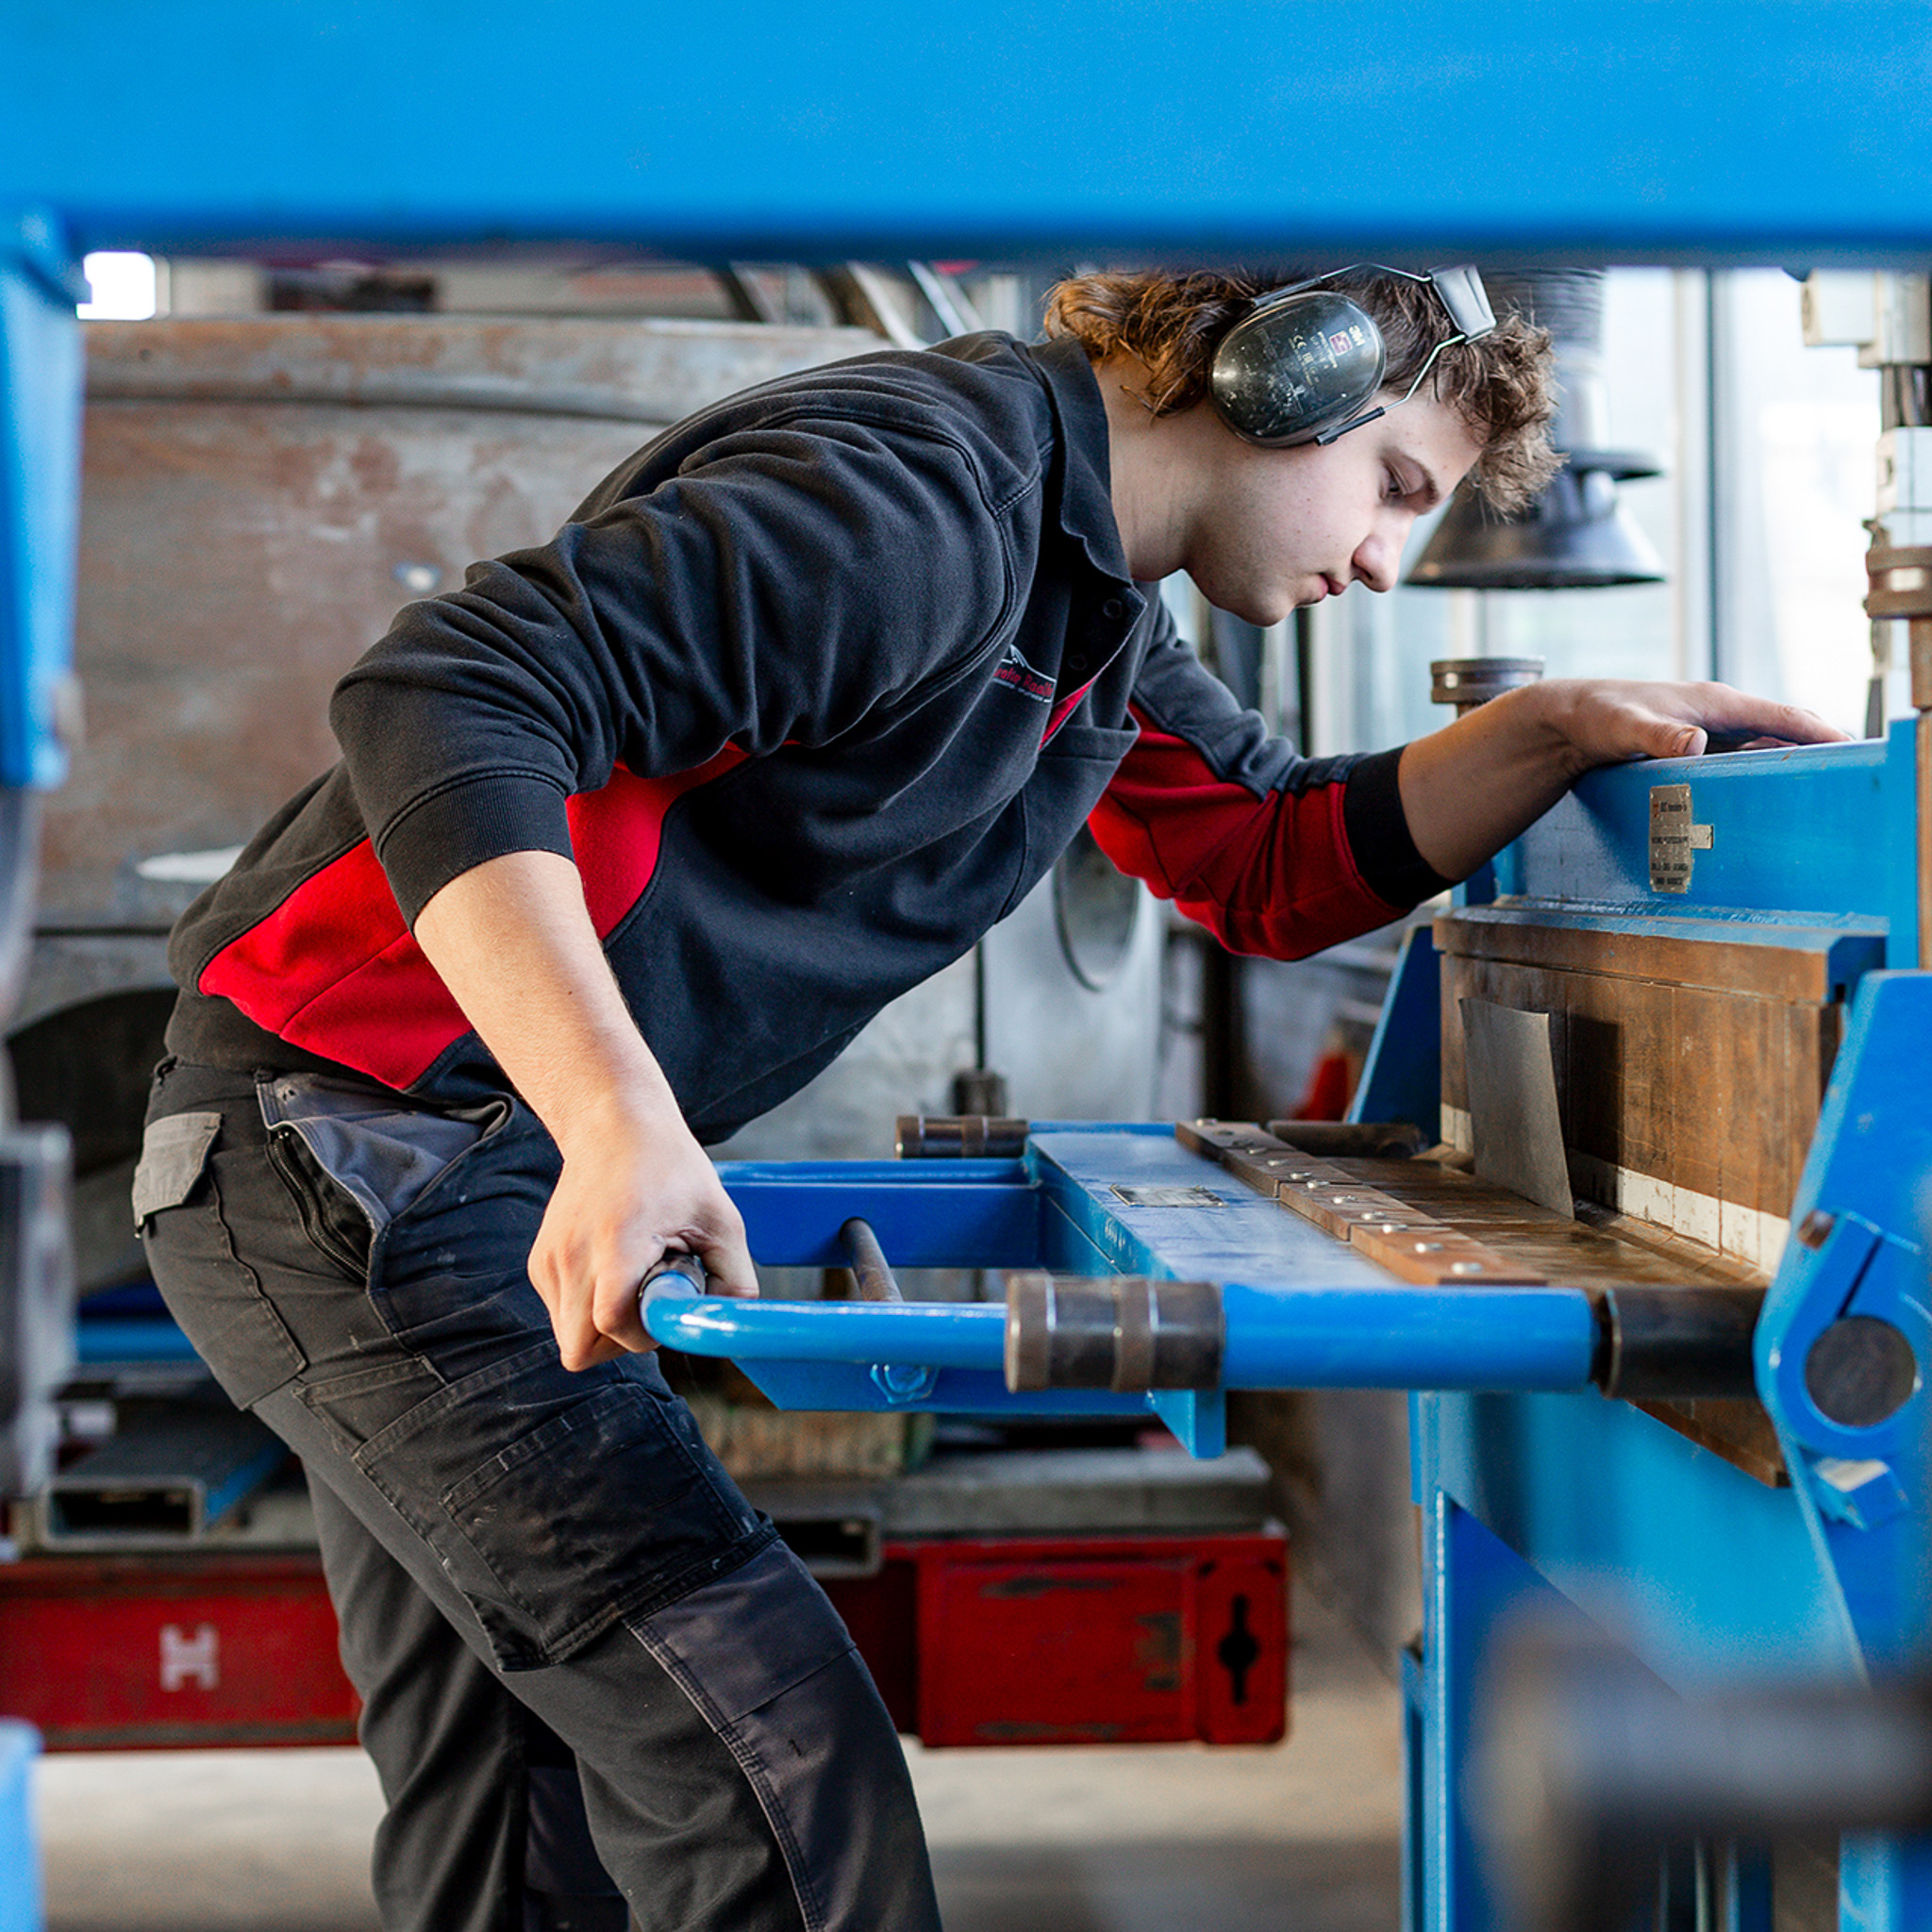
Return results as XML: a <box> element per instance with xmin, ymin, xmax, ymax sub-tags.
<box><xmin>409</xmin><ymin>848</ymin><xmax>758</xmax><ymax>1369</ymax></box>
<box><xmin>410</xmin><ymin>849</ymin><xmax>680</xmax><ymax>1150</ymax></box>
<box><xmin>1394</xmin><ymin>685</ymin><xmax>1584</xmax><ymax>881</ymax></box>
<box><xmin>1394</xmin><ymin>678</ymin><xmax>1844</xmax><ymax>882</ymax></box>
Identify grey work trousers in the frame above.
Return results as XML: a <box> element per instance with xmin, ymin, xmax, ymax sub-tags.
<box><xmin>136</xmin><ymin>1058</ymin><xmax>941</xmax><ymax>1932</ymax></box>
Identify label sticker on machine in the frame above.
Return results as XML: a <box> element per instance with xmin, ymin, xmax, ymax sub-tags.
<box><xmin>1648</xmin><ymin>783</ymin><xmax>1714</xmax><ymax>892</ymax></box>
<box><xmin>1109</xmin><ymin>1185</ymin><xmax>1225</xmax><ymax>1208</ymax></box>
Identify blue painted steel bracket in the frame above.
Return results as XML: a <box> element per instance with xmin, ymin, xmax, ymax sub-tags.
<box><xmin>659</xmin><ymin>1125</ymin><xmax>1606</xmax><ymax>1458</ymax></box>
<box><xmin>700</xmin><ymin>1134</ymin><xmax>1241</xmax><ymax>1452</ymax></box>
<box><xmin>1757</xmin><ymin>971</ymin><xmax>1932</xmax><ymax>1675</ymax></box>
<box><xmin>8</xmin><ymin>3</ymin><xmax>1932</xmax><ymax>261</ymax></box>
<box><xmin>0</xmin><ymin>208</ymin><xmax>81</xmax><ymax>791</ymax></box>
<box><xmin>1349</xmin><ymin>923</ymin><xmax>1442</xmax><ymax>1143</ymax></box>
<box><xmin>719</xmin><ymin>1159</ymin><xmax>1042</xmax><ymax>1270</ymax></box>
<box><xmin>1410</xmin><ymin>729</ymin><xmax>1932</xmax><ymax>1928</ymax></box>
<box><xmin>1496</xmin><ymin>739</ymin><xmax>1911</xmax><ymax>951</ymax></box>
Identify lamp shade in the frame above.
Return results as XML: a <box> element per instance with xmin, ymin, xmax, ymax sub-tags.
<box><xmin>1407</xmin><ymin>452</ymin><xmax>1666</xmax><ymax>591</ymax></box>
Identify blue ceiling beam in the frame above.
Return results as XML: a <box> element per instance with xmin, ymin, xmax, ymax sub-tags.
<box><xmin>2</xmin><ymin>1</ymin><xmax>1928</xmax><ymax>264</ymax></box>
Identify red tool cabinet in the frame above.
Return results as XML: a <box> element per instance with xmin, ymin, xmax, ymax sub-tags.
<box><xmin>0</xmin><ymin>1529</ymin><xmax>1288</xmax><ymax>1752</ymax></box>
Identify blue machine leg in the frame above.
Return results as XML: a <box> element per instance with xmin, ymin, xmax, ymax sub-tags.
<box><xmin>1840</xmin><ymin>1834</ymin><xmax>1932</xmax><ymax>1932</ymax></box>
<box><xmin>1348</xmin><ymin>922</ymin><xmax>1441</xmax><ymax>1145</ymax></box>
<box><xmin>1721</xmin><ymin>1843</ymin><xmax>1773</xmax><ymax>1932</ymax></box>
<box><xmin>0</xmin><ymin>210</ymin><xmax>82</xmax><ymax>795</ymax></box>
<box><xmin>1413</xmin><ymin>1494</ymin><xmax>1577</xmax><ymax>1932</ymax></box>
<box><xmin>0</xmin><ymin>208</ymin><xmax>79</xmax><ymax>1932</ymax></box>
<box><xmin>0</xmin><ymin>1726</ymin><xmax>39</xmax><ymax>1932</ymax></box>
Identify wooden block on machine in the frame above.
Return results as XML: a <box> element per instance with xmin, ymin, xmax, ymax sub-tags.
<box><xmin>1177</xmin><ymin>1123</ymin><xmax>1541</xmax><ymax>1282</ymax></box>
<box><xmin>1176</xmin><ymin>1123</ymin><xmax>1788</xmax><ymax>1486</ymax></box>
<box><xmin>1435</xmin><ymin>907</ymin><xmax>1870</xmax><ymax>1276</ymax></box>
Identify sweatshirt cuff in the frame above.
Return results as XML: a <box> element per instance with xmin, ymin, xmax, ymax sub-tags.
<box><xmin>375</xmin><ymin>771</ymin><xmax>575</xmax><ymax>925</ymax></box>
<box><xmin>1341</xmin><ymin>746</ymin><xmax>1454</xmax><ymax>910</ymax></box>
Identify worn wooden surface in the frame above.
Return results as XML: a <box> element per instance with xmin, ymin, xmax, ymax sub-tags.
<box><xmin>1434</xmin><ymin>908</ymin><xmax>1858</xmax><ymax>1000</ymax></box>
<box><xmin>1177</xmin><ymin>1122</ymin><xmax>1786</xmax><ymax>1485</ymax></box>
<box><xmin>1434</xmin><ymin>914</ymin><xmax>1845</xmax><ymax>1271</ymax></box>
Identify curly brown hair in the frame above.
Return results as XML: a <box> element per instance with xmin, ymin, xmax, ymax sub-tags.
<box><xmin>1041</xmin><ymin>268</ymin><xmax>1560</xmax><ymax>514</ymax></box>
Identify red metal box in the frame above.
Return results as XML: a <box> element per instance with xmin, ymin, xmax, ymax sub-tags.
<box><xmin>827</xmin><ymin>1529</ymin><xmax>1290</xmax><ymax>1748</ymax></box>
<box><xmin>0</xmin><ymin>1555</ymin><xmax>358</xmax><ymax>1751</ymax></box>
<box><xmin>0</xmin><ymin>1528</ymin><xmax>1287</xmax><ymax>1752</ymax></box>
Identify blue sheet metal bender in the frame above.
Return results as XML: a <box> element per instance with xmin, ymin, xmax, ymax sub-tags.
<box><xmin>10</xmin><ymin>10</ymin><xmax>1932</xmax><ymax>1924</ymax></box>
<box><xmin>643</xmin><ymin>731</ymin><xmax>1932</xmax><ymax>1932</ymax></box>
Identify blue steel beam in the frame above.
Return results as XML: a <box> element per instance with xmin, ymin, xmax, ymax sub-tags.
<box><xmin>3</xmin><ymin>3</ymin><xmax>1932</xmax><ymax>263</ymax></box>
<box><xmin>1497</xmin><ymin>736</ymin><xmax>1916</xmax><ymax>952</ymax></box>
<box><xmin>0</xmin><ymin>218</ymin><xmax>81</xmax><ymax>791</ymax></box>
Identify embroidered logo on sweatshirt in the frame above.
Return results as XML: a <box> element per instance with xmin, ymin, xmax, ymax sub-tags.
<box><xmin>992</xmin><ymin>643</ymin><xmax>1055</xmax><ymax>704</ymax></box>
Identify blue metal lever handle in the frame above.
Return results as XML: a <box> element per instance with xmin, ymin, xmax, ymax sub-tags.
<box><xmin>641</xmin><ymin>1281</ymin><xmax>1602</xmax><ymax>1391</ymax></box>
<box><xmin>637</xmin><ymin>1253</ymin><xmax>708</xmax><ymax>1324</ymax></box>
<box><xmin>641</xmin><ymin>1294</ymin><xmax>1008</xmax><ymax>1370</ymax></box>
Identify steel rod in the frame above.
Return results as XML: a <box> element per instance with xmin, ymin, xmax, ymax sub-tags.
<box><xmin>839</xmin><ymin>1217</ymin><xmax>902</xmax><ymax>1303</ymax></box>
<box><xmin>643</xmin><ymin>1296</ymin><xmax>1007</xmax><ymax>1369</ymax></box>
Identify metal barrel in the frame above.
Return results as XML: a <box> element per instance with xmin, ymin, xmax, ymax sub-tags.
<box><xmin>893</xmin><ymin>1114</ymin><xmax>1029</xmax><ymax>1159</ymax></box>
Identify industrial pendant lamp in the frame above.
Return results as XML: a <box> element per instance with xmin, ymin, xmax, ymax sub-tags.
<box><xmin>1407</xmin><ymin>271</ymin><xmax>1666</xmax><ymax>591</ymax></box>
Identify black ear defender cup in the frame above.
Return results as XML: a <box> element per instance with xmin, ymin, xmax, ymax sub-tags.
<box><xmin>1209</xmin><ymin>263</ymin><xmax>1498</xmax><ymax>449</ymax></box>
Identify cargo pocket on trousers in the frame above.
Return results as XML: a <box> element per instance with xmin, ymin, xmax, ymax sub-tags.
<box><xmin>137</xmin><ymin>1111</ymin><xmax>307</xmax><ymax>1409</ymax></box>
<box><xmin>256</xmin><ymin>1071</ymin><xmax>507</xmax><ymax>1282</ymax></box>
<box><xmin>351</xmin><ymin>1344</ymin><xmax>763</xmax><ymax>1672</ymax></box>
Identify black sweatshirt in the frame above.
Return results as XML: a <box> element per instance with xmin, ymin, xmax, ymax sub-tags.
<box><xmin>165</xmin><ymin>332</ymin><xmax>1444</xmax><ymax>1141</ymax></box>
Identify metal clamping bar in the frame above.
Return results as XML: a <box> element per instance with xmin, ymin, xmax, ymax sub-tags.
<box><xmin>894</xmin><ymin>1114</ymin><xmax>1029</xmax><ymax>1159</ymax></box>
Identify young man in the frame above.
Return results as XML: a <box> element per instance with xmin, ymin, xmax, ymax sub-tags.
<box><xmin>136</xmin><ymin>266</ymin><xmax>1838</xmax><ymax>1932</ymax></box>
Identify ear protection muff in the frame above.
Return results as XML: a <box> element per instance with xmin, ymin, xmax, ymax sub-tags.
<box><xmin>1209</xmin><ymin>263</ymin><xmax>1497</xmax><ymax>449</ymax></box>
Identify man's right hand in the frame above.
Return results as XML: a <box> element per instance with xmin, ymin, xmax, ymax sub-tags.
<box><xmin>533</xmin><ymin>1097</ymin><xmax>758</xmax><ymax>1371</ymax></box>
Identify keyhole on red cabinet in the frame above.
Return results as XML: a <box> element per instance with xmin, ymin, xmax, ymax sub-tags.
<box><xmin>1215</xmin><ymin>1593</ymin><xmax>1260</xmax><ymax>1705</ymax></box>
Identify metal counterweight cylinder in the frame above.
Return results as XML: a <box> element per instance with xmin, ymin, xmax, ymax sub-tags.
<box><xmin>1003</xmin><ymin>1274</ymin><xmax>1224</xmax><ymax>1392</ymax></box>
<box><xmin>894</xmin><ymin>1114</ymin><xmax>1029</xmax><ymax>1159</ymax></box>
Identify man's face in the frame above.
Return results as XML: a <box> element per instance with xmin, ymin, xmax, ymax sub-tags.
<box><xmin>1186</xmin><ymin>392</ymin><xmax>1485</xmax><ymax>626</ymax></box>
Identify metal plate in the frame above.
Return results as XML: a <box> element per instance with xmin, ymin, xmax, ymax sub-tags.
<box><xmin>1649</xmin><ymin>782</ymin><xmax>1715</xmax><ymax>894</ymax></box>
<box><xmin>1459</xmin><ymin>998</ymin><xmax>1575</xmax><ymax>1220</ymax></box>
<box><xmin>1108</xmin><ymin>1185</ymin><xmax>1225</xmax><ymax>1208</ymax></box>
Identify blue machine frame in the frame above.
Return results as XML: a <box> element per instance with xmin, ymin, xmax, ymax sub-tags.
<box><xmin>7</xmin><ymin>8</ymin><xmax>1932</xmax><ymax>1927</ymax></box>
<box><xmin>642</xmin><ymin>734</ymin><xmax>1932</xmax><ymax>1929</ymax></box>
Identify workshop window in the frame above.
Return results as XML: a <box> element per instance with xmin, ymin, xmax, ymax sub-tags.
<box><xmin>1305</xmin><ymin>268</ymin><xmax>1879</xmax><ymax>756</ymax></box>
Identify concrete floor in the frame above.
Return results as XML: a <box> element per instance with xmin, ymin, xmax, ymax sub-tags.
<box><xmin>33</xmin><ymin>1579</ymin><xmax>1402</xmax><ymax>1932</ymax></box>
